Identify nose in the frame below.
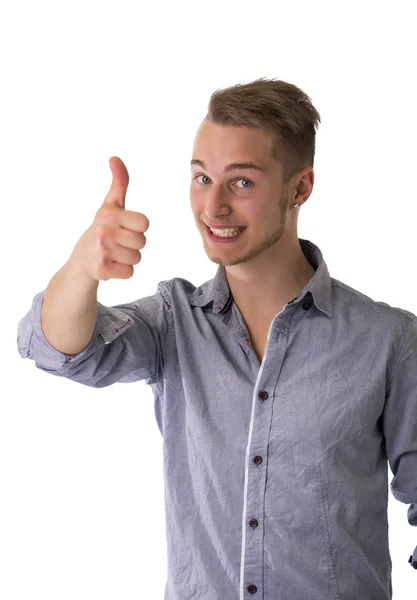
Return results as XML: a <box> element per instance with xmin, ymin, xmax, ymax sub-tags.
<box><xmin>204</xmin><ymin>185</ymin><xmax>230</xmax><ymax>220</ymax></box>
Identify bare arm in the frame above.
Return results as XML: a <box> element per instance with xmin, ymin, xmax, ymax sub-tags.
<box><xmin>40</xmin><ymin>260</ymin><xmax>99</xmax><ymax>355</ymax></box>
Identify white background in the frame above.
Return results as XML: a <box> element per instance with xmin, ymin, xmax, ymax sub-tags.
<box><xmin>1</xmin><ymin>0</ymin><xmax>417</xmax><ymax>598</ymax></box>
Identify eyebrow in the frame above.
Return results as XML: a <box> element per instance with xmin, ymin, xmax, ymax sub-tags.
<box><xmin>190</xmin><ymin>159</ymin><xmax>266</xmax><ymax>173</ymax></box>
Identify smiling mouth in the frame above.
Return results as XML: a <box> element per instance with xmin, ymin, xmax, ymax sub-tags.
<box><xmin>204</xmin><ymin>223</ymin><xmax>247</xmax><ymax>232</ymax></box>
<box><xmin>205</xmin><ymin>224</ymin><xmax>247</xmax><ymax>241</ymax></box>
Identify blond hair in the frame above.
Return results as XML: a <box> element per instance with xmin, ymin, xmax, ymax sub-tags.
<box><xmin>206</xmin><ymin>77</ymin><xmax>321</xmax><ymax>184</ymax></box>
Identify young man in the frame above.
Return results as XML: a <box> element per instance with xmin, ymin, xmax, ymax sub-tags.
<box><xmin>17</xmin><ymin>78</ymin><xmax>417</xmax><ymax>599</ymax></box>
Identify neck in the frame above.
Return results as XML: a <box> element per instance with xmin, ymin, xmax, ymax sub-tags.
<box><xmin>225</xmin><ymin>237</ymin><xmax>316</xmax><ymax>315</ymax></box>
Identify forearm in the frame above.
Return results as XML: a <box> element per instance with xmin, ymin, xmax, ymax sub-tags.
<box><xmin>40</xmin><ymin>260</ymin><xmax>100</xmax><ymax>355</ymax></box>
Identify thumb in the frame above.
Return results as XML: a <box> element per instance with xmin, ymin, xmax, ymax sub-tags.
<box><xmin>102</xmin><ymin>156</ymin><xmax>129</xmax><ymax>209</ymax></box>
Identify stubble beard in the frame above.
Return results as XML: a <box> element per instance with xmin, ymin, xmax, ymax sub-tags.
<box><xmin>206</xmin><ymin>194</ymin><xmax>289</xmax><ymax>268</ymax></box>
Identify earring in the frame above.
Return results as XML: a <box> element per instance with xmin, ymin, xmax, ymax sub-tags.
<box><xmin>294</xmin><ymin>203</ymin><xmax>300</xmax><ymax>209</ymax></box>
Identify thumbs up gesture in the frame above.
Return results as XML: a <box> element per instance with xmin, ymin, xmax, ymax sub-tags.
<box><xmin>68</xmin><ymin>157</ymin><xmax>149</xmax><ymax>282</ymax></box>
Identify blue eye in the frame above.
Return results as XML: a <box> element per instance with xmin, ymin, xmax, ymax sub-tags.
<box><xmin>194</xmin><ymin>175</ymin><xmax>253</xmax><ymax>188</ymax></box>
<box><xmin>195</xmin><ymin>175</ymin><xmax>211</xmax><ymax>185</ymax></box>
<box><xmin>235</xmin><ymin>178</ymin><xmax>253</xmax><ymax>188</ymax></box>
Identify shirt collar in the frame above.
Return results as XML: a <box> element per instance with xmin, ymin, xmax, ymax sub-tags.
<box><xmin>187</xmin><ymin>238</ymin><xmax>334</xmax><ymax>318</ymax></box>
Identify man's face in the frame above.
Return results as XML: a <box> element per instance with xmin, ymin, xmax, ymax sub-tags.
<box><xmin>190</xmin><ymin>119</ymin><xmax>294</xmax><ymax>268</ymax></box>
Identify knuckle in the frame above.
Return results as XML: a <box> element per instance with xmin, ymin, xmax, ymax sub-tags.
<box><xmin>140</xmin><ymin>214</ymin><xmax>150</xmax><ymax>230</ymax></box>
<box><xmin>134</xmin><ymin>232</ymin><xmax>145</xmax><ymax>248</ymax></box>
<box><xmin>130</xmin><ymin>212</ymin><xmax>149</xmax><ymax>231</ymax></box>
<box><xmin>98</xmin><ymin>226</ymin><xmax>116</xmax><ymax>249</ymax></box>
<box><xmin>96</xmin><ymin>224</ymin><xmax>110</xmax><ymax>239</ymax></box>
<box><xmin>97</xmin><ymin>206</ymin><xmax>119</xmax><ymax>226</ymax></box>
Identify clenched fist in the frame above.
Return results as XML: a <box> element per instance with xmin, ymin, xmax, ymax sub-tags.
<box><xmin>68</xmin><ymin>157</ymin><xmax>150</xmax><ymax>282</ymax></box>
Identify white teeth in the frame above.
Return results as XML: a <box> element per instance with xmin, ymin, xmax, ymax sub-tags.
<box><xmin>210</xmin><ymin>226</ymin><xmax>245</xmax><ymax>237</ymax></box>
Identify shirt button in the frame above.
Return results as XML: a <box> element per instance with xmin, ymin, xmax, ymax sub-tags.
<box><xmin>302</xmin><ymin>302</ymin><xmax>312</xmax><ymax>310</ymax></box>
<box><xmin>249</xmin><ymin>519</ymin><xmax>258</xmax><ymax>528</ymax></box>
<box><xmin>247</xmin><ymin>584</ymin><xmax>258</xmax><ymax>594</ymax></box>
<box><xmin>258</xmin><ymin>390</ymin><xmax>268</xmax><ymax>401</ymax></box>
<box><xmin>253</xmin><ymin>455</ymin><xmax>263</xmax><ymax>465</ymax></box>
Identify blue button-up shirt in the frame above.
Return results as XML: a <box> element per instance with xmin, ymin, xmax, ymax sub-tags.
<box><xmin>17</xmin><ymin>238</ymin><xmax>417</xmax><ymax>599</ymax></box>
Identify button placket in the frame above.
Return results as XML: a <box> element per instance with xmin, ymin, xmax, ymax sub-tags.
<box><xmin>245</xmin><ymin>390</ymin><xmax>270</xmax><ymax>595</ymax></box>
<box><xmin>244</xmin><ymin>300</ymin><xmax>312</xmax><ymax>596</ymax></box>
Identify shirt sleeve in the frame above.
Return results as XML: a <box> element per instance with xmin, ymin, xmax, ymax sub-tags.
<box><xmin>16</xmin><ymin>282</ymin><xmax>172</xmax><ymax>388</ymax></box>
<box><xmin>383</xmin><ymin>310</ymin><xmax>417</xmax><ymax>527</ymax></box>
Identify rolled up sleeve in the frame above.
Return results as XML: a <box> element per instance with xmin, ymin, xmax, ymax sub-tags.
<box><xmin>17</xmin><ymin>283</ymin><xmax>172</xmax><ymax>388</ymax></box>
